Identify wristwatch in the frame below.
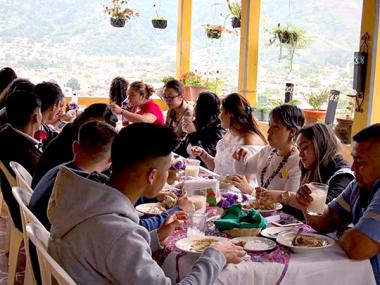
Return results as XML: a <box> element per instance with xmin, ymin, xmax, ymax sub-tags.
<box><xmin>281</xmin><ymin>191</ymin><xmax>291</xmax><ymax>205</ymax></box>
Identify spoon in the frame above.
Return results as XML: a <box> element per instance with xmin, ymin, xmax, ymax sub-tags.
<box><xmin>291</xmin><ymin>228</ymin><xmax>303</xmax><ymax>246</ymax></box>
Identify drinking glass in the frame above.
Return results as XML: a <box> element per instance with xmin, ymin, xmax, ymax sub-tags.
<box><xmin>187</xmin><ymin>212</ymin><xmax>207</xmax><ymax>237</ymax></box>
<box><xmin>185</xmin><ymin>159</ymin><xmax>200</xmax><ymax>178</ymax></box>
<box><xmin>306</xmin><ymin>182</ymin><xmax>328</xmax><ymax>215</ymax></box>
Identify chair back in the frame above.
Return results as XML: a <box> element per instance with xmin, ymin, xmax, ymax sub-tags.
<box><xmin>0</xmin><ymin>160</ymin><xmax>16</xmax><ymax>187</ymax></box>
<box><xmin>9</xmin><ymin>161</ymin><xmax>33</xmax><ymax>194</ymax></box>
<box><xmin>12</xmin><ymin>187</ymin><xmax>45</xmax><ymax>285</ymax></box>
<box><xmin>26</xmin><ymin>223</ymin><xmax>76</xmax><ymax>285</ymax></box>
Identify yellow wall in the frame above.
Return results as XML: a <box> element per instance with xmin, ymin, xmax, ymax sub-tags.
<box><xmin>352</xmin><ymin>0</ymin><xmax>380</xmax><ymax>135</ymax></box>
<box><xmin>238</xmin><ymin>0</ymin><xmax>261</xmax><ymax>106</ymax></box>
<box><xmin>176</xmin><ymin>0</ymin><xmax>192</xmax><ymax>78</ymax></box>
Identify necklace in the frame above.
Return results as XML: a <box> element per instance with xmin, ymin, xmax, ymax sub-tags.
<box><xmin>260</xmin><ymin>146</ymin><xmax>295</xmax><ymax>188</ymax></box>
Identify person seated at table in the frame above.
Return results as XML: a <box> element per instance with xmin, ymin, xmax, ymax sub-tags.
<box><xmin>31</xmin><ymin>103</ymin><xmax>118</xmax><ymax>188</ymax></box>
<box><xmin>48</xmin><ymin>123</ymin><xmax>245</xmax><ymax>284</ymax></box>
<box><xmin>109</xmin><ymin>76</ymin><xmax>129</xmax><ymax>107</ymax></box>
<box><xmin>34</xmin><ymin>81</ymin><xmax>65</xmax><ymax>150</ymax></box>
<box><xmin>175</xmin><ymin>91</ymin><xmax>225</xmax><ymax>161</ymax></box>
<box><xmin>0</xmin><ymin>66</ymin><xmax>17</xmax><ymax>106</ymax></box>
<box><xmin>296</xmin><ymin>123</ymin><xmax>380</xmax><ymax>285</ymax></box>
<box><xmin>191</xmin><ymin>93</ymin><xmax>267</xmax><ymax>186</ymax></box>
<box><xmin>0</xmin><ymin>89</ymin><xmax>42</xmax><ymax>231</ymax></box>
<box><xmin>233</xmin><ymin>104</ymin><xmax>304</xmax><ymax>196</ymax></box>
<box><xmin>259</xmin><ymin>123</ymin><xmax>355</xmax><ymax>218</ymax></box>
<box><xmin>110</xmin><ymin>81</ymin><xmax>164</xmax><ymax>125</ymax></box>
<box><xmin>30</xmin><ymin>121</ymin><xmax>117</xmax><ymax>229</ymax></box>
<box><xmin>0</xmin><ymin>78</ymin><xmax>35</xmax><ymax>127</ymax></box>
<box><xmin>163</xmin><ymin>79</ymin><xmax>193</xmax><ymax>139</ymax></box>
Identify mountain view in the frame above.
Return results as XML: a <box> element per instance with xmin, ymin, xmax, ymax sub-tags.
<box><xmin>0</xmin><ymin>0</ymin><xmax>363</xmax><ymax>112</ymax></box>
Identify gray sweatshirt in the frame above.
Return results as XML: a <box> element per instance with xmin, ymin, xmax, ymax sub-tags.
<box><xmin>47</xmin><ymin>167</ymin><xmax>226</xmax><ymax>285</ymax></box>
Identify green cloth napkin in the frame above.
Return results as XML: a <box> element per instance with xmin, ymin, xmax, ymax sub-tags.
<box><xmin>214</xmin><ymin>204</ymin><xmax>267</xmax><ymax>231</ymax></box>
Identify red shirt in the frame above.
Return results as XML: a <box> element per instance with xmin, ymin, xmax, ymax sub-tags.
<box><xmin>132</xmin><ymin>100</ymin><xmax>164</xmax><ymax>125</ymax></box>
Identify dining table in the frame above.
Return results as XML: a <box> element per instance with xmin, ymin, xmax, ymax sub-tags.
<box><xmin>153</xmin><ymin>157</ymin><xmax>377</xmax><ymax>285</ymax></box>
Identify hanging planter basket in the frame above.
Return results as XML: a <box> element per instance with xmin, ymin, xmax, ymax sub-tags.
<box><xmin>207</xmin><ymin>29</ymin><xmax>222</xmax><ymax>39</ymax></box>
<box><xmin>231</xmin><ymin>17</ymin><xmax>241</xmax><ymax>28</ymax></box>
<box><xmin>152</xmin><ymin>19</ymin><xmax>167</xmax><ymax>29</ymax></box>
<box><xmin>110</xmin><ymin>17</ymin><xmax>126</xmax><ymax>28</ymax></box>
<box><xmin>277</xmin><ymin>31</ymin><xmax>298</xmax><ymax>44</ymax></box>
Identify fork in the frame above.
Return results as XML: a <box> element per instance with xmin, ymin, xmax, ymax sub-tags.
<box><xmin>291</xmin><ymin>228</ymin><xmax>303</xmax><ymax>246</ymax></box>
<box><xmin>269</xmin><ymin>228</ymin><xmax>294</xmax><ymax>238</ymax></box>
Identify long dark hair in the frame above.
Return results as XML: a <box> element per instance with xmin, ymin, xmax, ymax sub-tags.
<box><xmin>194</xmin><ymin>91</ymin><xmax>221</xmax><ymax>129</ymax></box>
<box><xmin>109</xmin><ymin>77</ymin><xmax>129</xmax><ymax>106</ymax></box>
<box><xmin>222</xmin><ymin>93</ymin><xmax>267</xmax><ymax>143</ymax></box>
<box><xmin>298</xmin><ymin>123</ymin><xmax>339</xmax><ymax>184</ymax></box>
<box><xmin>0</xmin><ymin>67</ymin><xmax>17</xmax><ymax>95</ymax></box>
<box><xmin>0</xmin><ymin>78</ymin><xmax>34</xmax><ymax>109</ymax></box>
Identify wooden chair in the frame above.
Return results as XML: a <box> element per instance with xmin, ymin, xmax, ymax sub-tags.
<box><xmin>12</xmin><ymin>187</ymin><xmax>46</xmax><ymax>285</ymax></box>
<box><xmin>26</xmin><ymin>223</ymin><xmax>76</xmax><ymax>285</ymax></box>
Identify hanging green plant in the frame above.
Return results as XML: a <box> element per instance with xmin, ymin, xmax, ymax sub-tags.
<box><xmin>226</xmin><ymin>0</ymin><xmax>241</xmax><ymax>28</ymax></box>
<box><xmin>103</xmin><ymin>0</ymin><xmax>139</xmax><ymax>28</ymax></box>
<box><xmin>152</xmin><ymin>4</ymin><xmax>167</xmax><ymax>29</ymax></box>
<box><xmin>269</xmin><ymin>23</ymin><xmax>309</xmax><ymax>73</ymax></box>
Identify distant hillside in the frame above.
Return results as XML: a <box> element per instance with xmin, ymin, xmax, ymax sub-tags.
<box><xmin>0</xmin><ymin>0</ymin><xmax>363</xmax><ymax>100</ymax></box>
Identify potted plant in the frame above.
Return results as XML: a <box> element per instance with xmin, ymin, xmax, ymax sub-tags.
<box><xmin>179</xmin><ymin>71</ymin><xmax>208</xmax><ymax>101</ymax></box>
<box><xmin>103</xmin><ymin>0</ymin><xmax>139</xmax><ymax>28</ymax></box>
<box><xmin>203</xmin><ymin>24</ymin><xmax>233</xmax><ymax>39</ymax></box>
<box><xmin>252</xmin><ymin>103</ymin><xmax>271</xmax><ymax>122</ymax></box>
<box><xmin>152</xmin><ymin>4</ymin><xmax>167</xmax><ymax>29</ymax></box>
<box><xmin>269</xmin><ymin>23</ymin><xmax>309</xmax><ymax>73</ymax></box>
<box><xmin>303</xmin><ymin>89</ymin><xmax>329</xmax><ymax>124</ymax></box>
<box><xmin>226</xmin><ymin>0</ymin><xmax>241</xmax><ymax>28</ymax></box>
<box><xmin>161</xmin><ymin>75</ymin><xmax>175</xmax><ymax>85</ymax></box>
<box><xmin>334</xmin><ymin>96</ymin><xmax>355</xmax><ymax>144</ymax></box>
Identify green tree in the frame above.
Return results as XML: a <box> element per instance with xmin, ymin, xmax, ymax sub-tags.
<box><xmin>65</xmin><ymin>78</ymin><xmax>81</xmax><ymax>91</ymax></box>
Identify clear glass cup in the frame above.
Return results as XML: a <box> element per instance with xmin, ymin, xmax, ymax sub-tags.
<box><xmin>187</xmin><ymin>212</ymin><xmax>207</xmax><ymax>237</ymax></box>
<box><xmin>185</xmin><ymin>158</ymin><xmax>200</xmax><ymax>178</ymax></box>
<box><xmin>306</xmin><ymin>182</ymin><xmax>328</xmax><ymax>215</ymax></box>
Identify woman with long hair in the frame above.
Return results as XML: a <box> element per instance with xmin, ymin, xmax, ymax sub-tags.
<box><xmin>233</xmin><ymin>104</ymin><xmax>305</xmax><ymax>196</ymax></box>
<box><xmin>192</xmin><ymin>93</ymin><xmax>267</xmax><ymax>186</ymax></box>
<box><xmin>175</xmin><ymin>91</ymin><xmax>225</xmax><ymax>159</ymax></box>
<box><xmin>110</xmin><ymin>81</ymin><xmax>164</xmax><ymax>125</ymax></box>
<box><xmin>109</xmin><ymin>76</ymin><xmax>129</xmax><ymax>107</ymax></box>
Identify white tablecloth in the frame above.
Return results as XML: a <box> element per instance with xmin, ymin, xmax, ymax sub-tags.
<box><xmin>162</xmin><ymin>245</ymin><xmax>376</xmax><ymax>285</ymax></box>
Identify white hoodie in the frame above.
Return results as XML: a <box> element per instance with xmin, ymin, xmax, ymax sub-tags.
<box><xmin>48</xmin><ymin>167</ymin><xmax>226</xmax><ymax>285</ymax></box>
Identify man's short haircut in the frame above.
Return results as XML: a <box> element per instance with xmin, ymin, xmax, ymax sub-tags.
<box><xmin>111</xmin><ymin>123</ymin><xmax>177</xmax><ymax>172</ymax></box>
<box><xmin>6</xmin><ymin>90</ymin><xmax>41</xmax><ymax>128</ymax></box>
<box><xmin>353</xmin><ymin>123</ymin><xmax>380</xmax><ymax>143</ymax></box>
<box><xmin>34</xmin><ymin>82</ymin><xmax>64</xmax><ymax>113</ymax></box>
<box><xmin>78</xmin><ymin>121</ymin><xmax>117</xmax><ymax>162</ymax></box>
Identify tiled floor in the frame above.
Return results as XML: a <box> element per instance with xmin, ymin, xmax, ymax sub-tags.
<box><xmin>0</xmin><ymin>215</ymin><xmax>25</xmax><ymax>285</ymax></box>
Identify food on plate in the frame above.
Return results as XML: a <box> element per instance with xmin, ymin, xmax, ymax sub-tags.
<box><xmin>190</xmin><ymin>238</ymin><xmax>219</xmax><ymax>252</ymax></box>
<box><xmin>294</xmin><ymin>234</ymin><xmax>329</xmax><ymax>247</ymax></box>
<box><xmin>161</xmin><ymin>195</ymin><xmax>177</xmax><ymax>209</ymax></box>
<box><xmin>221</xmin><ymin>176</ymin><xmax>233</xmax><ymax>185</ymax></box>
<box><xmin>232</xmin><ymin>240</ymin><xmax>247</xmax><ymax>247</ymax></box>
<box><xmin>243</xmin><ymin>200</ymin><xmax>277</xmax><ymax>211</ymax></box>
<box><xmin>138</xmin><ymin>204</ymin><xmax>167</xmax><ymax>215</ymax></box>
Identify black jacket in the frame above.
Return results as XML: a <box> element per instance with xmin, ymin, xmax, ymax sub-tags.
<box><xmin>0</xmin><ymin>125</ymin><xmax>42</xmax><ymax>230</ymax></box>
<box><xmin>32</xmin><ymin>123</ymin><xmax>78</xmax><ymax>188</ymax></box>
<box><xmin>174</xmin><ymin>121</ymin><xmax>226</xmax><ymax>160</ymax></box>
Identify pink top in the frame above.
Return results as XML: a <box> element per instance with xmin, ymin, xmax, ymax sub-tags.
<box><xmin>132</xmin><ymin>100</ymin><xmax>164</xmax><ymax>125</ymax></box>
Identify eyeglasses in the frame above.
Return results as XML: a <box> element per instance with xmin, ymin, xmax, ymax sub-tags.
<box><xmin>162</xmin><ymin>94</ymin><xmax>180</xmax><ymax>101</ymax></box>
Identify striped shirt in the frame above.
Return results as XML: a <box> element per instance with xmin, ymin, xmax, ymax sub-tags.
<box><xmin>329</xmin><ymin>179</ymin><xmax>380</xmax><ymax>284</ymax></box>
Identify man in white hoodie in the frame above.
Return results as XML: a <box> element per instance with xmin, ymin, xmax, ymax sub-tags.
<box><xmin>48</xmin><ymin>123</ymin><xmax>245</xmax><ymax>284</ymax></box>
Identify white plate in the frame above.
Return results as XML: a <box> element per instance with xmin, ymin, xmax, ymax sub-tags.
<box><xmin>135</xmin><ymin>203</ymin><xmax>166</xmax><ymax>215</ymax></box>
<box><xmin>261</xmin><ymin>227</ymin><xmax>294</xmax><ymax>239</ymax></box>
<box><xmin>175</xmin><ymin>236</ymin><xmax>226</xmax><ymax>254</ymax></box>
<box><xmin>232</xmin><ymin>236</ymin><xmax>277</xmax><ymax>251</ymax></box>
<box><xmin>276</xmin><ymin>231</ymin><xmax>335</xmax><ymax>253</ymax></box>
